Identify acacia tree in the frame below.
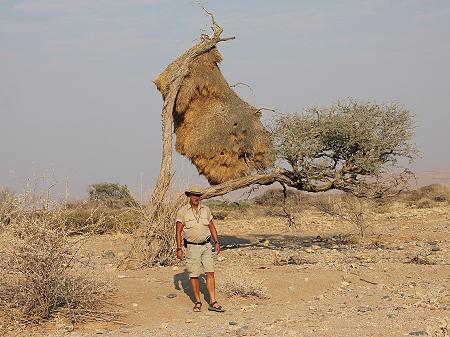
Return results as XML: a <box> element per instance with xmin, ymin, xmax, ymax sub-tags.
<box><xmin>150</xmin><ymin>13</ymin><xmax>417</xmax><ymax>206</ymax></box>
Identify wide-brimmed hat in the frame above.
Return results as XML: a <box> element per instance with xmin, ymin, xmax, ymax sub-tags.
<box><xmin>185</xmin><ymin>185</ymin><xmax>203</xmax><ymax>197</ymax></box>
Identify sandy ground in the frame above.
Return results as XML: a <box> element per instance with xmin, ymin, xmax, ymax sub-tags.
<box><xmin>22</xmin><ymin>204</ymin><xmax>450</xmax><ymax>337</ymax></box>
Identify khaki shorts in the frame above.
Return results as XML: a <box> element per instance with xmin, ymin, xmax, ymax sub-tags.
<box><xmin>185</xmin><ymin>242</ymin><xmax>214</xmax><ymax>278</ymax></box>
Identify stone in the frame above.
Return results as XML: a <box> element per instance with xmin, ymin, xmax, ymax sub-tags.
<box><xmin>229</xmin><ymin>321</ymin><xmax>238</xmax><ymax>325</ymax></box>
<box><xmin>167</xmin><ymin>293</ymin><xmax>177</xmax><ymax>299</ymax></box>
<box><xmin>95</xmin><ymin>329</ymin><xmax>111</xmax><ymax>334</ymax></box>
<box><xmin>102</xmin><ymin>250</ymin><xmax>115</xmax><ymax>258</ymax></box>
<box><xmin>356</xmin><ymin>306</ymin><xmax>372</xmax><ymax>313</ymax></box>
<box><xmin>409</xmin><ymin>331</ymin><xmax>428</xmax><ymax>336</ymax></box>
<box><xmin>431</xmin><ymin>245</ymin><xmax>441</xmax><ymax>252</ymax></box>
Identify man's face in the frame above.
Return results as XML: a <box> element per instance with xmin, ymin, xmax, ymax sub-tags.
<box><xmin>189</xmin><ymin>194</ymin><xmax>201</xmax><ymax>206</ymax></box>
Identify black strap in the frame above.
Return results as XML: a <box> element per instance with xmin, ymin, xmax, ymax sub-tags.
<box><xmin>183</xmin><ymin>237</ymin><xmax>210</xmax><ymax>247</ymax></box>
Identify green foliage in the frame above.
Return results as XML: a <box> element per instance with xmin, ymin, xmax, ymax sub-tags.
<box><xmin>88</xmin><ymin>182</ymin><xmax>138</xmax><ymax>208</ymax></box>
<box><xmin>269</xmin><ymin>99</ymin><xmax>418</xmax><ymax>196</ymax></box>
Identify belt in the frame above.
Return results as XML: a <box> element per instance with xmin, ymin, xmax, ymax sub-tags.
<box><xmin>183</xmin><ymin>237</ymin><xmax>210</xmax><ymax>247</ymax></box>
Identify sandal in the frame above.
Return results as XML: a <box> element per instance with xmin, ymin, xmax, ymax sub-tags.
<box><xmin>193</xmin><ymin>301</ymin><xmax>202</xmax><ymax>312</ymax></box>
<box><xmin>208</xmin><ymin>301</ymin><xmax>225</xmax><ymax>312</ymax></box>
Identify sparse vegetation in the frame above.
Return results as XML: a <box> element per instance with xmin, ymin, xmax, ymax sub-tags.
<box><xmin>312</xmin><ymin>193</ymin><xmax>374</xmax><ymax>238</ymax></box>
<box><xmin>88</xmin><ymin>182</ymin><xmax>138</xmax><ymax>208</ymax></box>
<box><xmin>129</xmin><ymin>194</ymin><xmax>186</xmax><ymax>267</ymax></box>
<box><xmin>401</xmin><ymin>184</ymin><xmax>450</xmax><ymax>208</ymax></box>
<box><xmin>61</xmin><ymin>206</ymin><xmax>143</xmax><ymax>234</ymax></box>
<box><xmin>0</xmin><ymin>191</ymin><xmax>113</xmax><ymax>332</ymax></box>
<box><xmin>220</xmin><ymin>268</ymin><xmax>270</xmax><ymax>299</ymax></box>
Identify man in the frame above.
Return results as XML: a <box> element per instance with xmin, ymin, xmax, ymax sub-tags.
<box><xmin>175</xmin><ymin>186</ymin><xmax>225</xmax><ymax>312</ymax></box>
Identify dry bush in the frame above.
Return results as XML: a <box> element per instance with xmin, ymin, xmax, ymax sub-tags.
<box><xmin>0</xmin><ymin>192</ymin><xmax>113</xmax><ymax>331</ymax></box>
<box><xmin>61</xmin><ymin>206</ymin><xmax>143</xmax><ymax>234</ymax></box>
<box><xmin>206</xmin><ymin>200</ymin><xmax>250</xmax><ymax>220</ymax></box>
<box><xmin>252</xmin><ymin>188</ymin><xmax>306</xmax><ymax>208</ymax></box>
<box><xmin>128</xmin><ymin>194</ymin><xmax>186</xmax><ymax>267</ymax></box>
<box><xmin>400</xmin><ymin>184</ymin><xmax>450</xmax><ymax>208</ymax></box>
<box><xmin>247</xmin><ymin>188</ymin><xmax>311</xmax><ymax>227</ymax></box>
<box><xmin>219</xmin><ymin>268</ymin><xmax>270</xmax><ymax>299</ymax></box>
<box><xmin>315</xmin><ymin>193</ymin><xmax>374</xmax><ymax>238</ymax></box>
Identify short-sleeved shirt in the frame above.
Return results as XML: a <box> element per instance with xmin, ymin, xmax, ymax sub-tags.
<box><xmin>176</xmin><ymin>203</ymin><xmax>213</xmax><ymax>243</ymax></box>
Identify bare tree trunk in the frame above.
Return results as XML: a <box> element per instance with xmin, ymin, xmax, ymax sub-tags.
<box><xmin>148</xmin><ymin>11</ymin><xmax>235</xmax><ymax>209</ymax></box>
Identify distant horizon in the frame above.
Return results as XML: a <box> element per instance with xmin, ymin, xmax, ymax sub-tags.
<box><xmin>1</xmin><ymin>167</ymin><xmax>449</xmax><ymax>203</ymax></box>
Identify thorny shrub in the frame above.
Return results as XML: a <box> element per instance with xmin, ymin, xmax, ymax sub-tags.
<box><xmin>0</xmin><ymin>191</ymin><xmax>112</xmax><ymax>331</ymax></box>
<box><xmin>219</xmin><ymin>268</ymin><xmax>270</xmax><ymax>299</ymax></box>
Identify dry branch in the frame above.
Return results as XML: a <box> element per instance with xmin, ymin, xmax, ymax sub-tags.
<box><xmin>149</xmin><ymin>11</ymin><xmax>235</xmax><ymax>208</ymax></box>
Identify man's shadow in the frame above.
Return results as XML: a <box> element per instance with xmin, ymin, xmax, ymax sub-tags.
<box><xmin>173</xmin><ymin>270</ymin><xmax>209</xmax><ymax>303</ymax></box>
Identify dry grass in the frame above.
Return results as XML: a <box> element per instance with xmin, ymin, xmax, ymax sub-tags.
<box><xmin>402</xmin><ymin>184</ymin><xmax>450</xmax><ymax>208</ymax></box>
<box><xmin>125</xmin><ymin>194</ymin><xmax>186</xmax><ymax>268</ymax></box>
<box><xmin>61</xmin><ymin>205</ymin><xmax>143</xmax><ymax>234</ymax></box>
<box><xmin>314</xmin><ymin>193</ymin><xmax>375</xmax><ymax>238</ymax></box>
<box><xmin>0</xmin><ymin>191</ymin><xmax>114</xmax><ymax>333</ymax></box>
<box><xmin>219</xmin><ymin>268</ymin><xmax>270</xmax><ymax>299</ymax></box>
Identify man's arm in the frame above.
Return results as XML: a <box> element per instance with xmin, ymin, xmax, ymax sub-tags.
<box><xmin>208</xmin><ymin>220</ymin><xmax>220</xmax><ymax>255</ymax></box>
<box><xmin>176</xmin><ymin>221</ymin><xmax>184</xmax><ymax>260</ymax></box>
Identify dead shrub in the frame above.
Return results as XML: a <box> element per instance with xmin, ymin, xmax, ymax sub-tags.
<box><xmin>127</xmin><ymin>194</ymin><xmax>186</xmax><ymax>267</ymax></box>
<box><xmin>219</xmin><ymin>268</ymin><xmax>270</xmax><ymax>299</ymax></box>
<box><xmin>315</xmin><ymin>193</ymin><xmax>374</xmax><ymax>238</ymax></box>
<box><xmin>252</xmin><ymin>188</ymin><xmax>306</xmax><ymax>208</ymax></box>
<box><xmin>0</xmin><ymin>192</ymin><xmax>113</xmax><ymax>331</ymax></box>
<box><xmin>416</xmin><ymin>198</ymin><xmax>435</xmax><ymax>209</ymax></box>
<box><xmin>206</xmin><ymin>200</ymin><xmax>250</xmax><ymax>220</ymax></box>
<box><xmin>61</xmin><ymin>206</ymin><xmax>143</xmax><ymax>234</ymax></box>
<box><xmin>272</xmin><ymin>251</ymin><xmax>317</xmax><ymax>266</ymax></box>
<box><xmin>401</xmin><ymin>184</ymin><xmax>450</xmax><ymax>207</ymax></box>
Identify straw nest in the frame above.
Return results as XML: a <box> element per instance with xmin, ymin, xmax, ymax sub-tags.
<box><xmin>154</xmin><ymin>47</ymin><xmax>274</xmax><ymax>184</ymax></box>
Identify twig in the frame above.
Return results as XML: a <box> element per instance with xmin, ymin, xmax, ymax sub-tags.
<box><xmin>230</xmin><ymin>82</ymin><xmax>254</xmax><ymax>94</ymax></box>
<box><xmin>255</xmin><ymin>107</ymin><xmax>277</xmax><ymax>114</ymax></box>
<box><xmin>359</xmin><ymin>277</ymin><xmax>377</xmax><ymax>285</ymax></box>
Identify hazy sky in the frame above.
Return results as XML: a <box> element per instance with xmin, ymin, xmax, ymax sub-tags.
<box><xmin>1</xmin><ymin>0</ymin><xmax>450</xmax><ymax>200</ymax></box>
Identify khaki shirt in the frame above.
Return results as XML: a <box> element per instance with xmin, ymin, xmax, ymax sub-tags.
<box><xmin>176</xmin><ymin>203</ymin><xmax>213</xmax><ymax>243</ymax></box>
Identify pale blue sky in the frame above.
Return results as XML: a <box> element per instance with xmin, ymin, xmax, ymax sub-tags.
<box><xmin>1</xmin><ymin>0</ymin><xmax>450</xmax><ymax>199</ymax></box>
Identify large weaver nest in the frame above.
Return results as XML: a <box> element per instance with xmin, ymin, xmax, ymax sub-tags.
<box><xmin>154</xmin><ymin>47</ymin><xmax>274</xmax><ymax>184</ymax></box>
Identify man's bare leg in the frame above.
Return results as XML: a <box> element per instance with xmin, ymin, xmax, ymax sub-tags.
<box><xmin>206</xmin><ymin>272</ymin><xmax>216</xmax><ymax>304</ymax></box>
<box><xmin>190</xmin><ymin>277</ymin><xmax>201</xmax><ymax>303</ymax></box>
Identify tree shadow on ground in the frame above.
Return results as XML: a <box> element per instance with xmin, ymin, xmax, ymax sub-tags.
<box><xmin>173</xmin><ymin>271</ymin><xmax>209</xmax><ymax>304</ymax></box>
<box><xmin>219</xmin><ymin>233</ymin><xmax>360</xmax><ymax>251</ymax></box>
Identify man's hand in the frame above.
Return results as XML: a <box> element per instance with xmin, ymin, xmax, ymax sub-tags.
<box><xmin>215</xmin><ymin>242</ymin><xmax>220</xmax><ymax>255</ymax></box>
<box><xmin>176</xmin><ymin>248</ymin><xmax>184</xmax><ymax>260</ymax></box>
